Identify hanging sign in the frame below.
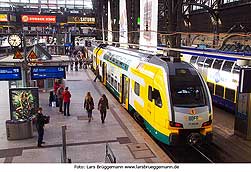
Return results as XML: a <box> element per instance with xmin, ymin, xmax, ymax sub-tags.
<box><xmin>13</xmin><ymin>50</ymin><xmax>23</xmax><ymax>59</ymax></box>
<box><xmin>28</xmin><ymin>50</ymin><xmax>37</xmax><ymax>59</ymax></box>
<box><xmin>0</xmin><ymin>14</ymin><xmax>8</xmax><ymax>22</ymax></box>
<box><xmin>21</xmin><ymin>15</ymin><xmax>56</xmax><ymax>23</ymax></box>
<box><xmin>67</xmin><ymin>16</ymin><xmax>95</xmax><ymax>24</ymax></box>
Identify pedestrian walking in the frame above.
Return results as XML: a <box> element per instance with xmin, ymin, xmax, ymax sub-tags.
<box><xmin>36</xmin><ymin>107</ymin><xmax>46</xmax><ymax>147</ymax></box>
<box><xmin>57</xmin><ymin>84</ymin><xmax>64</xmax><ymax>113</ymax></box>
<box><xmin>98</xmin><ymin>94</ymin><xmax>109</xmax><ymax>123</ymax></box>
<box><xmin>75</xmin><ymin>58</ymin><xmax>79</xmax><ymax>71</ymax></box>
<box><xmin>62</xmin><ymin>87</ymin><xmax>71</xmax><ymax>116</ymax></box>
<box><xmin>93</xmin><ymin>65</ymin><xmax>99</xmax><ymax>82</ymax></box>
<box><xmin>84</xmin><ymin>92</ymin><xmax>94</xmax><ymax>122</ymax></box>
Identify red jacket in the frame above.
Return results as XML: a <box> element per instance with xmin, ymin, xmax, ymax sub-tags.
<box><xmin>54</xmin><ymin>83</ymin><xmax>60</xmax><ymax>93</ymax></box>
<box><xmin>62</xmin><ymin>90</ymin><xmax>71</xmax><ymax>103</ymax></box>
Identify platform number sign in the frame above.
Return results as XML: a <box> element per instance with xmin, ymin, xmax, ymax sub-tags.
<box><xmin>239</xmin><ymin>68</ymin><xmax>251</xmax><ymax>93</ymax></box>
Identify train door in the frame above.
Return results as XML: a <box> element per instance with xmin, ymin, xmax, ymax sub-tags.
<box><xmin>153</xmin><ymin>74</ymin><xmax>165</xmax><ymax>127</ymax></box>
<box><xmin>146</xmin><ymin>84</ymin><xmax>155</xmax><ymax>122</ymax></box>
<box><xmin>102</xmin><ymin>62</ymin><xmax>107</xmax><ymax>84</ymax></box>
<box><xmin>121</xmin><ymin>74</ymin><xmax>130</xmax><ymax>110</ymax></box>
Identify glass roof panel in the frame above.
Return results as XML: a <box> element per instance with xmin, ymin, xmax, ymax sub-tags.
<box><xmin>0</xmin><ymin>0</ymin><xmax>93</xmax><ymax>9</ymax></box>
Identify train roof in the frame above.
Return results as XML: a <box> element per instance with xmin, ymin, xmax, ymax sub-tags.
<box><xmin>148</xmin><ymin>55</ymin><xmax>197</xmax><ymax>76</ymax></box>
<box><xmin>105</xmin><ymin>46</ymin><xmax>152</xmax><ymax>59</ymax></box>
<box><xmin>99</xmin><ymin>45</ymin><xmax>197</xmax><ymax>75</ymax></box>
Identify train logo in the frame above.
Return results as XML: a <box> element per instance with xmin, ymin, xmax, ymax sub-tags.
<box><xmin>214</xmin><ymin>72</ymin><xmax>220</xmax><ymax>83</ymax></box>
<box><xmin>189</xmin><ymin>108</ymin><xmax>196</xmax><ymax>115</ymax></box>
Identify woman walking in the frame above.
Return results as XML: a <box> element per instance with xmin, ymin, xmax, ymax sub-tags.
<box><xmin>98</xmin><ymin>94</ymin><xmax>109</xmax><ymax>123</ymax></box>
<box><xmin>84</xmin><ymin>92</ymin><xmax>94</xmax><ymax>122</ymax></box>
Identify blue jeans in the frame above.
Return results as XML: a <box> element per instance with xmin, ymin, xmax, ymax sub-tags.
<box><xmin>64</xmin><ymin>102</ymin><xmax>70</xmax><ymax>116</ymax></box>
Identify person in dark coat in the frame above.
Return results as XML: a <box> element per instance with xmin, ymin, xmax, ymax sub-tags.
<box><xmin>62</xmin><ymin>87</ymin><xmax>71</xmax><ymax>116</ymax></box>
<box><xmin>57</xmin><ymin>84</ymin><xmax>64</xmax><ymax>113</ymax></box>
<box><xmin>98</xmin><ymin>94</ymin><xmax>109</xmax><ymax>123</ymax></box>
<box><xmin>84</xmin><ymin>92</ymin><xmax>94</xmax><ymax>122</ymax></box>
<box><xmin>36</xmin><ymin>107</ymin><xmax>46</xmax><ymax>147</ymax></box>
<box><xmin>93</xmin><ymin>65</ymin><xmax>99</xmax><ymax>82</ymax></box>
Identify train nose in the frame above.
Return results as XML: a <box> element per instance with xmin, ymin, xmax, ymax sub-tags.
<box><xmin>187</xmin><ymin>133</ymin><xmax>202</xmax><ymax>145</ymax></box>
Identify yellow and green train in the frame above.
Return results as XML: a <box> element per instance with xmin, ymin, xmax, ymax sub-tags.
<box><xmin>93</xmin><ymin>45</ymin><xmax>213</xmax><ymax>145</ymax></box>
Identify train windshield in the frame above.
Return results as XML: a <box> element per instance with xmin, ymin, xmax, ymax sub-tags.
<box><xmin>170</xmin><ymin>69</ymin><xmax>206</xmax><ymax>107</ymax></box>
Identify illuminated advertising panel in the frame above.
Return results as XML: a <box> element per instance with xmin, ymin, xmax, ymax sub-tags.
<box><xmin>31</xmin><ymin>66</ymin><xmax>66</xmax><ymax>80</ymax></box>
<box><xmin>139</xmin><ymin>0</ymin><xmax>158</xmax><ymax>51</ymax></box>
<box><xmin>10</xmin><ymin>14</ymin><xmax>16</xmax><ymax>22</ymax></box>
<box><xmin>0</xmin><ymin>14</ymin><xmax>8</xmax><ymax>22</ymax></box>
<box><xmin>119</xmin><ymin>0</ymin><xmax>128</xmax><ymax>47</ymax></box>
<box><xmin>107</xmin><ymin>0</ymin><xmax>113</xmax><ymax>43</ymax></box>
<box><xmin>21</xmin><ymin>15</ymin><xmax>56</xmax><ymax>23</ymax></box>
<box><xmin>0</xmin><ymin>67</ymin><xmax>22</xmax><ymax>81</ymax></box>
<box><xmin>9</xmin><ymin>88</ymin><xmax>39</xmax><ymax>120</ymax></box>
<box><xmin>67</xmin><ymin>17</ymin><xmax>95</xmax><ymax>24</ymax></box>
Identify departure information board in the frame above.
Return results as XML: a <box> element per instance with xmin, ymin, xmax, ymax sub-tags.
<box><xmin>31</xmin><ymin>66</ymin><xmax>66</xmax><ymax>80</ymax></box>
<box><xmin>0</xmin><ymin>67</ymin><xmax>22</xmax><ymax>80</ymax></box>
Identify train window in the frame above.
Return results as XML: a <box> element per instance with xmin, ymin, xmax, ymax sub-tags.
<box><xmin>111</xmin><ymin>77</ymin><xmax>114</xmax><ymax>86</ymax></box>
<box><xmin>148</xmin><ymin>86</ymin><xmax>153</xmax><ymax>102</ymax></box>
<box><xmin>114</xmin><ymin>80</ymin><xmax>118</xmax><ymax>90</ymax></box>
<box><xmin>153</xmin><ymin>89</ymin><xmax>162</xmax><ymax>108</ymax></box>
<box><xmin>212</xmin><ymin>59</ymin><xmax>224</xmax><ymax>70</ymax></box>
<box><xmin>233</xmin><ymin>64</ymin><xmax>240</xmax><ymax>74</ymax></box>
<box><xmin>204</xmin><ymin>58</ymin><xmax>214</xmax><ymax>68</ymax></box>
<box><xmin>225</xmin><ymin>88</ymin><xmax>235</xmax><ymax>102</ymax></box>
<box><xmin>190</xmin><ymin>56</ymin><xmax>198</xmax><ymax>64</ymax></box>
<box><xmin>108</xmin><ymin>75</ymin><xmax>111</xmax><ymax>83</ymax></box>
<box><xmin>134</xmin><ymin>82</ymin><xmax>140</xmax><ymax>96</ymax></box>
<box><xmin>170</xmin><ymin>75</ymin><xmax>206</xmax><ymax>107</ymax></box>
<box><xmin>197</xmin><ymin>56</ymin><xmax>206</xmax><ymax>67</ymax></box>
<box><xmin>104</xmin><ymin>54</ymin><xmax>109</xmax><ymax>60</ymax></box>
<box><xmin>222</xmin><ymin>61</ymin><xmax>234</xmax><ymax>72</ymax></box>
<box><xmin>207</xmin><ymin>82</ymin><xmax>214</xmax><ymax>95</ymax></box>
<box><xmin>215</xmin><ymin>85</ymin><xmax>224</xmax><ymax>98</ymax></box>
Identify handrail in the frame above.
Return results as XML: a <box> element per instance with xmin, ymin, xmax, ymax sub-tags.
<box><xmin>105</xmin><ymin>143</ymin><xmax>116</xmax><ymax>163</ymax></box>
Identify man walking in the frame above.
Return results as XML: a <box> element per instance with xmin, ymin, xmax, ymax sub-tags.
<box><xmin>98</xmin><ymin>94</ymin><xmax>109</xmax><ymax>123</ymax></box>
<box><xmin>62</xmin><ymin>87</ymin><xmax>71</xmax><ymax>116</ymax></box>
<box><xmin>57</xmin><ymin>84</ymin><xmax>64</xmax><ymax>113</ymax></box>
<box><xmin>93</xmin><ymin>65</ymin><xmax>99</xmax><ymax>82</ymax></box>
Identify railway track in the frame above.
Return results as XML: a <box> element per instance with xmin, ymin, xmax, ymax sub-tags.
<box><xmin>158</xmin><ymin>140</ymin><xmax>234</xmax><ymax>163</ymax></box>
<box><xmin>159</xmin><ymin>143</ymin><xmax>214</xmax><ymax>163</ymax></box>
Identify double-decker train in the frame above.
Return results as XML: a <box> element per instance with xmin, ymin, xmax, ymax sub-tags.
<box><xmin>92</xmin><ymin>44</ymin><xmax>213</xmax><ymax>145</ymax></box>
<box><xmin>180</xmin><ymin>46</ymin><xmax>249</xmax><ymax>112</ymax></box>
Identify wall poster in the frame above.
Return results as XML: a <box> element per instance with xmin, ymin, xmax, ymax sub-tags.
<box><xmin>9</xmin><ymin>87</ymin><xmax>39</xmax><ymax>121</ymax></box>
<box><xmin>139</xmin><ymin>0</ymin><xmax>158</xmax><ymax>52</ymax></box>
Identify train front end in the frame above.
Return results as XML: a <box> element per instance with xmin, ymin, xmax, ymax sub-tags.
<box><xmin>167</xmin><ymin>62</ymin><xmax>213</xmax><ymax>145</ymax></box>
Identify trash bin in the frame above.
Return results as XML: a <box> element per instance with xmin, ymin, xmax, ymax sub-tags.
<box><xmin>6</xmin><ymin>120</ymin><xmax>33</xmax><ymax>140</ymax></box>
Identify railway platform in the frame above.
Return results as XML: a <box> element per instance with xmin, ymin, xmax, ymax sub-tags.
<box><xmin>0</xmin><ymin>68</ymin><xmax>171</xmax><ymax>163</ymax></box>
<box><xmin>212</xmin><ymin>107</ymin><xmax>251</xmax><ymax>162</ymax></box>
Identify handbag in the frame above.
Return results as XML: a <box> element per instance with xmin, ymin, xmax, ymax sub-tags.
<box><xmin>44</xmin><ymin>116</ymin><xmax>50</xmax><ymax>124</ymax></box>
<box><xmin>52</xmin><ymin>101</ymin><xmax>56</xmax><ymax>107</ymax></box>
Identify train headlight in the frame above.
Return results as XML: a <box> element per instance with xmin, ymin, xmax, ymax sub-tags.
<box><xmin>169</xmin><ymin>121</ymin><xmax>183</xmax><ymax>128</ymax></box>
